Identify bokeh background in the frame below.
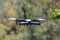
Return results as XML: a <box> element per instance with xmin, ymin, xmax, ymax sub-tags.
<box><xmin>0</xmin><ymin>0</ymin><xmax>60</xmax><ymax>40</ymax></box>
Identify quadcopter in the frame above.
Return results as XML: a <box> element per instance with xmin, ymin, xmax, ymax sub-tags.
<box><xmin>8</xmin><ymin>18</ymin><xmax>46</xmax><ymax>25</ymax></box>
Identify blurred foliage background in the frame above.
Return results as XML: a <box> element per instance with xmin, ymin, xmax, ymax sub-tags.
<box><xmin>0</xmin><ymin>0</ymin><xmax>60</xmax><ymax>40</ymax></box>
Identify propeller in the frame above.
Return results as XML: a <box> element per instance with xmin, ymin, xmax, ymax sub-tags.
<box><xmin>8</xmin><ymin>18</ymin><xmax>46</xmax><ymax>21</ymax></box>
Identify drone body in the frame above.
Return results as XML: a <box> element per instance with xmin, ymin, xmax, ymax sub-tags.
<box><xmin>16</xmin><ymin>19</ymin><xmax>40</xmax><ymax>25</ymax></box>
